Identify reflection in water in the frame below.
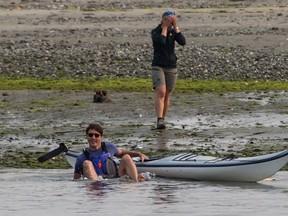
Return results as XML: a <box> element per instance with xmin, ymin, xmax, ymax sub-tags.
<box><xmin>84</xmin><ymin>176</ymin><xmax>138</xmax><ymax>197</ymax></box>
<box><xmin>201</xmin><ymin>179</ymin><xmax>281</xmax><ymax>191</ymax></box>
<box><xmin>86</xmin><ymin>180</ymin><xmax>111</xmax><ymax>197</ymax></box>
<box><xmin>155</xmin><ymin>128</ymin><xmax>194</xmax><ymax>150</ymax></box>
<box><xmin>151</xmin><ymin>184</ymin><xmax>178</xmax><ymax>204</ymax></box>
<box><xmin>156</xmin><ymin>130</ymin><xmax>170</xmax><ymax>150</ymax></box>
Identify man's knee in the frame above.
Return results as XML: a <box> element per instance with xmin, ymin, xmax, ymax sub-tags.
<box><xmin>121</xmin><ymin>154</ymin><xmax>132</xmax><ymax>161</ymax></box>
<box><xmin>120</xmin><ymin>154</ymin><xmax>135</xmax><ymax>166</ymax></box>
<box><xmin>83</xmin><ymin>160</ymin><xmax>93</xmax><ymax>168</ymax></box>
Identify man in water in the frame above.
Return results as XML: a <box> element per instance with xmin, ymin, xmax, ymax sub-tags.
<box><xmin>73</xmin><ymin>123</ymin><xmax>148</xmax><ymax>182</ymax></box>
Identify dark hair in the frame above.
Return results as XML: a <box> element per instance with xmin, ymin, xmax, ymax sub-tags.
<box><xmin>86</xmin><ymin>123</ymin><xmax>103</xmax><ymax>136</ymax></box>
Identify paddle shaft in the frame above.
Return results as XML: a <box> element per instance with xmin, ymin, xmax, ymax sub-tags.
<box><xmin>38</xmin><ymin>143</ymin><xmax>68</xmax><ymax>162</ymax></box>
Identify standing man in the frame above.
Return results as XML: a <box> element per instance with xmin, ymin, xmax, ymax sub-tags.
<box><xmin>74</xmin><ymin>123</ymin><xmax>148</xmax><ymax>182</ymax></box>
<box><xmin>151</xmin><ymin>11</ymin><xmax>186</xmax><ymax>129</ymax></box>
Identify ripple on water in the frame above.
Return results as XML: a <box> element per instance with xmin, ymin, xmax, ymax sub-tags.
<box><xmin>0</xmin><ymin>169</ymin><xmax>287</xmax><ymax>216</ymax></box>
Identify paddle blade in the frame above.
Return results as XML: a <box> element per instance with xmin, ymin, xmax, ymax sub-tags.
<box><xmin>38</xmin><ymin>143</ymin><xmax>68</xmax><ymax>162</ymax></box>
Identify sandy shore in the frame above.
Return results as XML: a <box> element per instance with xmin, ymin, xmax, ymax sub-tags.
<box><xmin>0</xmin><ymin>0</ymin><xmax>287</xmax><ymax>168</ymax></box>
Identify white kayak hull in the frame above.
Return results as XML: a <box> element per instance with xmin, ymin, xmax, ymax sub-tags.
<box><xmin>65</xmin><ymin>150</ymin><xmax>288</xmax><ymax>182</ymax></box>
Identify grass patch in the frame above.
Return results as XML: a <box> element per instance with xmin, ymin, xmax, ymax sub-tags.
<box><xmin>0</xmin><ymin>150</ymin><xmax>71</xmax><ymax>169</ymax></box>
<box><xmin>0</xmin><ymin>77</ymin><xmax>288</xmax><ymax>93</ymax></box>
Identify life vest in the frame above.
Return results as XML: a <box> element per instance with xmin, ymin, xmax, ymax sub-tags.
<box><xmin>91</xmin><ymin>151</ymin><xmax>110</xmax><ymax>175</ymax></box>
<box><xmin>83</xmin><ymin>142</ymin><xmax>118</xmax><ymax>177</ymax></box>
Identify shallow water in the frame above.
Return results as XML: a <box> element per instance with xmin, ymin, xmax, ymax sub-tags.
<box><xmin>0</xmin><ymin>169</ymin><xmax>287</xmax><ymax>216</ymax></box>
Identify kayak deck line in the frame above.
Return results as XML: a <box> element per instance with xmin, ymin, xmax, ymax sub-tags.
<box><xmin>173</xmin><ymin>153</ymin><xmax>198</xmax><ymax>161</ymax></box>
<box><xmin>65</xmin><ymin>149</ymin><xmax>288</xmax><ymax>167</ymax></box>
<box><xmin>135</xmin><ymin>150</ymin><xmax>288</xmax><ymax>168</ymax></box>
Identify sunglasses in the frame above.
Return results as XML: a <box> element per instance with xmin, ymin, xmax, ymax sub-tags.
<box><xmin>88</xmin><ymin>133</ymin><xmax>101</xmax><ymax>138</ymax></box>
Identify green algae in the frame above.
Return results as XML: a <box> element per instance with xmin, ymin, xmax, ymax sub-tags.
<box><xmin>0</xmin><ymin>150</ymin><xmax>71</xmax><ymax>169</ymax></box>
<box><xmin>0</xmin><ymin>144</ymin><xmax>287</xmax><ymax>171</ymax></box>
<box><xmin>0</xmin><ymin>77</ymin><xmax>288</xmax><ymax>93</ymax></box>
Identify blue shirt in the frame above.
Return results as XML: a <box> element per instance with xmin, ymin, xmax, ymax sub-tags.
<box><xmin>74</xmin><ymin>141</ymin><xmax>119</xmax><ymax>174</ymax></box>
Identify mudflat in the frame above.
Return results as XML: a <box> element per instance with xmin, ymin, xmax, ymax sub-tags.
<box><xmin>1</xmin><ymin>89</ymin><xmax>288</xmax><ymax>168</ymax></box>
<box><xmin>0</xmin><ymin>0</ymin><xmax>287</xmax><ymax>168</ymax></box>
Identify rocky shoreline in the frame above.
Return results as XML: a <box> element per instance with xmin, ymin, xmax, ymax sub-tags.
<box><xmin>0</xmin><ymin>0</ymin><xmax>287</xmax><ymax>81</ymax></box>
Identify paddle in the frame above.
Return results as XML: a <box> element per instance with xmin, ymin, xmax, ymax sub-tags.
<box><xmin>38</xmin><ymin>143</ymin><xmax>68</xmax><ymax>162</ymax></box>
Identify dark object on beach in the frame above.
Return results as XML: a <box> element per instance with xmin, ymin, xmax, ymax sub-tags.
<box><xmin>93</xmin><ymin>90</ymin><xmax>112</xmax><ymax>103</ymax></box>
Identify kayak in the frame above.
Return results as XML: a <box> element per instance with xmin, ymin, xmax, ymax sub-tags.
<box><xmin>65</xmin><ymin>149</ymin><xmax>288</xmax><ymax>182</ymax></box>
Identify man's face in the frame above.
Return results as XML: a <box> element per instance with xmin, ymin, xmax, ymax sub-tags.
<box><xmin>87</xmin><ymin>129</ymin><xmax>102</xmax><ymax>150</ymax></box>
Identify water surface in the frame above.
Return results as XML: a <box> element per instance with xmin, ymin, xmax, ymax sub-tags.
<box><xmin>0</xmin><ymin>169</ymin><xmax>287</xmax><ymax>216</ymax></box>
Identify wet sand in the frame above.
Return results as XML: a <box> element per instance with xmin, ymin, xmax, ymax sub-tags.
<box><xmin>0</xmin><ymin>90</ymin><xmax>287</xmax><ymax>168</ymax></box>
<box><xmin>0</xmin><ymin>0</ymin><xmax>287</xmax><ymax>168</ymax></box>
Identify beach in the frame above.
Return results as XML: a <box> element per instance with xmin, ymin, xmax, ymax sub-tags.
<box><xmin>0</xmin><ymin>0</ymin><xmax>287</xmax><ymax>168</ymax></box>
<box><xmin>0</xmin><ymin>0</ymin><xmax>287</xmax><ymax>80</ymax></box>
